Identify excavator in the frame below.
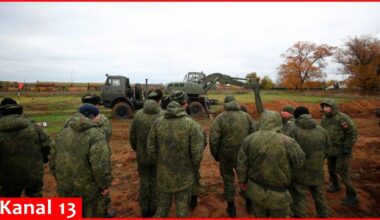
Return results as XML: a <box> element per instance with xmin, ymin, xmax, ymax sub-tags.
<box><xmin>164</xmin><ymin>72</ymin><xmax>264</xmax><ymax>117</ymax></box>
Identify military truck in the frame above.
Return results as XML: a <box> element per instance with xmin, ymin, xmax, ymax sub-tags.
<box><xmin>165</xmin><ymin>72</ymin><xmax>263</xmax><ymax>117</ymax></box>
<box><xmin>101</xmin><ymin>74</ymin><xmax>146</xmax><ymax>119</ymax></box>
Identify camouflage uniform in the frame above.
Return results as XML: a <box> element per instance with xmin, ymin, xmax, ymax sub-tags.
<box><xmin>209</xmin><ymin>96</ymin><xmax>256</xmax><ymax>203</ymax></box>
<box><xmin>237</xmin><ymin>110</ymin><xmax>305</xmax><ymax>218</ymax></box>
<box><xmin>129</xmin><ymin>100</ymin><xmax>163</xmax><ymax>217</ymax></box>
<box><xmin>281</xmin><ymin>106</ymin><xmax>295</xmax><ymax>135</ymax></box>
<box><xmin>0</xmin><ymin>114</ymin><xmax>51</xmax><ymax>197</ymax></box>
<box><xmin>147</xmin><ymin>101</ymin><xmax>204</xmax><ymax>217</ymax></box>
<box><xmin>50</xmin><ymin>114</ymin><xmax>112</xmax><ymax>218</ymax></box>
<box><xmin>320</xmin><ymin>99</ymin><xmax>358</xmax><ymax>204</ymax></box>
<box><xmin>287</xmin><ymin>114</ymin><xmax>331</xmax><ymax>217</ymax></box>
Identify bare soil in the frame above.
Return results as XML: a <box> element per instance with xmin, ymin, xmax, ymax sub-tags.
<box><xmin>42</xmin><ymin>100</ymin><xmax>380</xmax><ymax>217</ymax></box>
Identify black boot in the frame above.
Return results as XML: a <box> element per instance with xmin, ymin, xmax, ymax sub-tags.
<box><xmin>227</xmin><ymin>202</ymin><xmax>236</xmax><ymax>218</ymax></box>
<box><xmin>141</xmin><ymin>211</ymin><xmax>150</xmax><ymax>218</ymax></box>
<box><xmin>342</xmin><ymin>190</ymin><xmax>359</xmax><ymax>206</ymax></box>
<box><xmin>189</xmin><ymin>195</ymin><xmax>198</xmax><ymax>210</ymax></box>
<box><xmin>105</xmin><ymin>209</ymin><xmax>116</xmax><ymax>218</ymax></box>
<box><xmin>326</xmin><ymin>182</ymin><xmax>341</xmax><ymax>193</ymax></box>
<box><xmin>245</xmin><ymin>198</ymin><xmax>253</xmax><ymax>214</ymax></box>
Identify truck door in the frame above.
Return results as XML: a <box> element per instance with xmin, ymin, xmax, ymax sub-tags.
<box><xmin>102</xmin><ymin>77</ymin><xmax>122</xmax><ymax>107</ymax></box>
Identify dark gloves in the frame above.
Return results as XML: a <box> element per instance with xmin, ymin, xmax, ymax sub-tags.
<box><xmin>214</xmin><ymin>154</ymin><xmax>220</xmax><ymax>162</ymax></box>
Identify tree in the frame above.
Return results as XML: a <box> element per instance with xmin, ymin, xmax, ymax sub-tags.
<box><xmin>245</xmin><ymin>72</ymin><xmax>261</xmax><ymax>84</ymax></box>
<box><xmin>335</xmin><ymin>34</ymin><xmax>380</xmax><ymax>93</ymax></box>
<box><xmin>260</xmin><ymin>75</ymin><xmax>274</xmax><ymax>90</ymax></box>
<box><xmin>278</xmin><ymin>41</ymin><xmax>335</xmax><ymax>91</ymax></box>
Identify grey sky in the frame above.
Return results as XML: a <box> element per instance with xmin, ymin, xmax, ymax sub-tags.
<box><xmin>1</xmin><ymin>2</ymin><xmax>380</xmax><ymax>84</ymax></box>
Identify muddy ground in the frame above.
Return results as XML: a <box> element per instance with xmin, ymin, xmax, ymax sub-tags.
<box><xmin>42</xmin><ymin>100</ymin><xmax>380</xmax><ymax>217</ymax></box>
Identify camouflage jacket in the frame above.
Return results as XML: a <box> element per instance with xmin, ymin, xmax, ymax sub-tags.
<box><xmin>50</xmin><ymin>114</ymin><xmax>112</xmax><ymax>198</ymax></box>
<box><xmin>130</xmin><ymin>100</ymin><xmax>163</xmax><ymax>165</ymax></box>
<box><xmin>282</xmin><ymin>117</ymin><xmax>295</xmax><ymax>136</ymax></box>
<box><xmin>320</xmin><ymin>99</ymin><xmax>357</xmax><ymax>156</ymax></box>
<box><xmin>64</xmin><ymin>105</ymin><xmax>112</xmax><ymax>142</ymax></box>
<box><xmin>209</xmin><ymin>100</ymin><xmax>256</xmax><ymax>162</ymax></box>
<box><xmin>0</xmin><ymin>114</ymin><xmax>51</xmax><ymax>185</ymax></box>
<box><xmin>147</xmin><ymin>101</ymin><xmax>204</xmax><ymax>192</ymax></box>
<box><xmin>237</xmin><ymin>110</ymin><xmax>305</xmax><ymax>187</ymax></box>
<box><xmin>288</xmin><ymin>114</ymin><xmax>332</xmax><ymax>185</ymax></box>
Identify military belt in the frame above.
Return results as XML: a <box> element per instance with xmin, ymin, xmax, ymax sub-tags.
<box><xmin>250</xmin><ymin>178</ymin><xmax>287</xmax><ymax>193</ymax></box>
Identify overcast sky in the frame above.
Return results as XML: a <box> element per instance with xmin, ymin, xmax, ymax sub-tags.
<box><xmin>1</xmin><ymin>2</ymin><xmax>380</xmax><ymax>84</ymax></box>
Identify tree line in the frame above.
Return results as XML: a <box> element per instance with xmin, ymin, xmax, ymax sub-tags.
<box><xmin>247</xmin><ymin>34</ymin><xmax>380</xmax><ymax>93</ymax></box>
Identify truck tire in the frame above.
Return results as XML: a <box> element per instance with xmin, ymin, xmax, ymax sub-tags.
<box><xmin>189</xmin><ymin>101</ymin><xmax>205</xmax><ymax>117</ymax></box>
<box><xmin>112</xmin><ymin>102</ymin><xmax>133</xmax><ymax>119</ymax></box>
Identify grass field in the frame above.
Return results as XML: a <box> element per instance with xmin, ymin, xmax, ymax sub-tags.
<box><xmin>0</xmin><ymin>90</ymin><xmax>376</xmax><ymax>135</ymax></box>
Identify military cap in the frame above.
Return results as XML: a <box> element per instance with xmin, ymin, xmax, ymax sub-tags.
<box><xmin>81</xmin><ymin>94</ymin><xmax>101</xmax><ymax>105</ymax></box>
<box><xmin>224</xmin><ymin>95</ymin><xmax>236</xmax><ymax>103</ymax></box>
<box><xmin>1</xmin><ymin>104</ymin><xmax>23</xmax><ymax>116</ymax></box>
<box><xmin>282</xmin><ymin>105</ymin><xmax>294</xmax><ymax>114</ymax></box>
<box><xmin>1</xmin><ymin>97</ymin><xmax>17</xmax><ymax>106</ymax></box>
<box><xmin>294</xmin><ymin>106</ymin><xmax>309</xmax><ymax>119</ymax></box>
<box><xmin>79</xmin><ymin>104</ymin><xmax>100</xmax><ymax>119</ymax></box>
<box><xmin>170</xmin><ymin>90</ymin><xmax>188</xmax><ymax>105</ymax></box>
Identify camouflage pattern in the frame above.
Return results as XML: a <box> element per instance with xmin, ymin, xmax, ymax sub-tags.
<box><xmin>209</xmin><ymin>99</ymin><xmax>256</xmax><ymax>202</ymax></box>
<box><xmin>50</xmin><ymin>114</ymin><xmax>112</xmax><ymax>218</ymax></box>
<box><xmin>320</xmin><ymin>99</ymin><xmax>358</xmax><ymax>196</ymax></box>
<box><xmin>282</xmin><ymin>117</ymin><xmax>295</xmax><ymax>136</ymax></box>
<box><xmin>64</xmin><ymin>106</ymin><xmax>112</xmax><ymax>143</ymax></box>
<box><xmin>237</xmin><ymin>110</ymin><xmax>305</xmax><ymax>217</ymax></box>
<box><xmin>287</xmin><ymin>114</ymin><xmax>331</xmax><ymax>217</ymax></box>
<box><xmin>147</xmin><ymin>101</ymin><xmax>204</xmax><ymax>217</ymax></box>
<box><xmin>129</xmin><ymin>100</ymin><xmax>163</xmax><ymax>215</ymax></box>
<box><xmin>0</xmin><ymin>114</ymin><xmax>51</xmax><ymax>197</ymax></box>
<box><xmin>155</xmin><ymin>187</ymin><xmax>192</xmax><ymax>217</ymax></box>
<box><xmin>192</xmin><ymin>130</ymin><xmax>207</xmax><ymax>197</ymax></box>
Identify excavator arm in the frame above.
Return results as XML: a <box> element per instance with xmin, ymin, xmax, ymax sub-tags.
<box><xmin>201</xmin><ymin>73</ymin><xmax>264</xmax><ymax>113</ymax></box>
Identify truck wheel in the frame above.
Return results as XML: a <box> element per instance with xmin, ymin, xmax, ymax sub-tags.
<box><xmin>189</xmin><ymin>101</ymin><xmax>205</xmax><ymax>117</ymax></box>
<box><xmin>112</xmin><ymin>102</ymin><xmax>133</xmax><ymax>119</ymax></box>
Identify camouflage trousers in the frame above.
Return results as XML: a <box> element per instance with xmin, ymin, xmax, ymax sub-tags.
<box><xmin>290</xmin><ymin>182</ymin><xmax>329</xmax><ymax>217</ymax></box>
<box><xmin>154</xmin><ymin>187</ymin><xmax>191</xmax><ymax>217</ymax></box>
<box><xmin>252</xmin><ymin>204</ymin><xmax>291</xmax><ymax>217</ymax></box>
<box><xmin>219</xmin><ymin>159</ymin><xmax>237</xmax><ymax>202</ymax></box>
<box><xmin>328</xmin><ymin>155</ymin><xmax>357</xmax><ymax>195</ymax></box>
<box><xmin>138</xmin><ymin>163</ymin><xmax>157</xmax><ymax>214</ymax></box>
<box><xmin>192</xmin><ymin>164</ymin><xmax>201</xmax><ymax>196</ymax></box>
<box><xmin>82</xmin><ymin>192</ymin><xmax>108</xmax><ymax>218</ymax></box>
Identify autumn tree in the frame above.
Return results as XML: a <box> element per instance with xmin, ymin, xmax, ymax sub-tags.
<box><xmin>278</xmin><ymin>41</ymin><xmax>335</xmax><ymax>91</ymax></box>
<box><xmin>260</xmin><ymin>75</ymin><xmax>274</xmax><ymax>89</ymax></box>
<box><xmin>335</xmin><ymin>34</ymin><xmax>380</xmax><ymax>93</ymax></box>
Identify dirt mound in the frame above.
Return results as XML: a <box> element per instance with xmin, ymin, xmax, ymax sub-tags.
<box><xmin>240</xmin><ymin>100</ymin><xmax>380</xmax><ymax>119</ymax></box>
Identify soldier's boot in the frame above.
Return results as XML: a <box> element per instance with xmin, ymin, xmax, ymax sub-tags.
<box><xmin>105</xmin><ymin>209</ymin><xmax>116</xmax><ymax>218</ymax></box>
<box><xmin>141</xmin><ymin>211</ymin><xmax>151</xmax><ymax>218</ymax></box>
<box><xmin>341</xmin><ymin>190</ymin><xmax>358</xmax><ymax>206</ymax></box>
<box><xmin>189</xmin><ymin>195</ymin><xmax>198</xmax><ymax>210</ymax></box>
<box><xmin>226</xmin><ymin>202</ymin><xmax>236</xmax><ymax>218</ymax></box>
<box><xmin>245</xmin><ymin>198</ymin><xmax>253</xmax><ymax>214</ymax></box>
<box><xmin>326</xmin><ymin>182</ymin><xmax>340</xmax><ymax>193</ymax></box>
<box><xmin>148</xmin><ymin>208</ymin><xmax>156</xmax><ymax>217</ymax></box>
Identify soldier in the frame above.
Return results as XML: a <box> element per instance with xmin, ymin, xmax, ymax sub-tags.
<box><xmin>0</xmin><ymin>97</ymin><xmax>17</xmax><ymax>117</ymax></box>
<box><xmin>50</xmin><ymin>104</ymin><xmax>112</xmax><ymax>218</ymax></box>
<box><xmin>209</xmin><ymin>95</ymin><xmax>256</xmax><ymax>217</ymax></box>
<box><xmin>63</xmin><ymin>94</ymin><xmax>112</xmax><ymax>143</ymax></box>
<box><xmin>147</xmin><ymin>91</ymin><xmax>204</xmax><ymax>217</ymax></box>
<box><xmin>0</xmin><ymin>100</ymin><xmax>51</xmax><ymax>197</ymax></box>
<box><xmin>280</xmin><ymin>105</ymin><xmax>295</xmax><ymax>135</ymax></box>
<box><xmin>237</xmin><ymin>110</ymin><xmax>305</xmax><ymax>218</ymax></box>
<box><xmin>320</xmin><ymin>99</ymin><xmax>358</xmax><ymax>206</ymax></box>
<box><xmin>287</xmin><ymin>106</ymin><xmax>331</xmax><ymax>217</ymax></box>
<box><xmin>130</xmin><ymin>90</ymin><xmax>163</xmax><ymax>217</ymax></box>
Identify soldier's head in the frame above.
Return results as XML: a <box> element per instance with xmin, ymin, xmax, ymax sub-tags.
<box><xmin>224</xmin><ymin>95</ymin><xmax>235</xmax><ymax>104</ymax></box>
<box><xmin>280</xmin><ymin>105</ymin><xmax>294</xmax><ymax>123</ymax></box>
<box><xmin>1</xmin><ymin>104</ymin><xmax>23</xmax><ymax>116</ymax></box>
<box><xmin>294</xmin><ymin>106</ymin><xmax>309</xmax><ymax>119</ymax></box>
<box><xmin>82</xmin><ymin>94</ymin><xmax>101</xmax><ymax>108</ymax></box>
<box><xmin>321</xmin><ymin>103</ymin><xmax>332</xmax><ymax>114</ymax></box>
<box><xmin>0</xmin><ymin>97</ymin><xmax>18</xmax><ymax>116</ymax></box>
<box><xmin>147</xmin><ymin>89</ymin><xmax>163</xmax><ymax>103</ymax></box>
<box><xmin>170</xmin><ymin>90</ymin><xmax>188</xmax><ymax>109</ymax></box>
<box><xmin>79</xmin><ymin>104</ymin><xmax>100</xmax><ymax>122</ymax></box>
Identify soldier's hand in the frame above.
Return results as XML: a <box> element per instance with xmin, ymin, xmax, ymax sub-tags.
<box><xmin>214</xmin><ymin>155</ymin><xmax>220</xmax><ymax>162</ymax></box>
<box><xmin>240</xmin><ymin>183</ymin><xmax>248</xmax><ymax>191</ymax></box>
<box><xmin>101</xmin><ymin>189</ymin><xmax>109</xmax><ymax>196</ymax></box>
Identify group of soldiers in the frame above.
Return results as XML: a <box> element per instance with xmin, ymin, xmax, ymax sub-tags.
<box><xmin>0</xmin><ymin>89</ymin><xmax>358</xmax><ymax>218</ymax></box>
